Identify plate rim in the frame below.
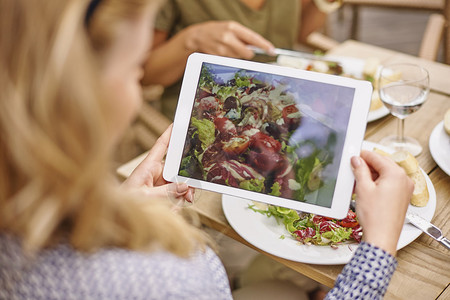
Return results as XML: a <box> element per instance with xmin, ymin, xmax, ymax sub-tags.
<box><xmin>367</xmin><ymin>105</ymin><xmax>390</xmax><ymax>123</ymax></box>
<box><xmin>429</xmin><ymin>121</ymin><xmax>450</xmax><ymax>176</ymax></box>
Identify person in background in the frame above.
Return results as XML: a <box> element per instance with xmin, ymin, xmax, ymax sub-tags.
<box><xmin>142</xmin><ymin>0</ymin><xmax>342</xmax><ymax>118</ymax></box>
<box><xmin>0</xmin><ymin>0</ymin><xmax>413</xmax><ymax>299</ymax></box>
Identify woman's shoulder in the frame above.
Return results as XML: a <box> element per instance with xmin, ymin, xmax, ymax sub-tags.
<box><xmin>0</xmin><ymin>234</ymin><xmax>232</xmax><ymax>300</ymax></box>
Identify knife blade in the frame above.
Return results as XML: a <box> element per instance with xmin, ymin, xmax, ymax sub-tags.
<box><xmin>406</xmin><ymin>212</ymin><xmax>450</xmax><ymax>250</ymax></box>
<box><xmin>247</xmin><ymin>46</ymin><xmax>334</xmax><ymax>62</ymax></box>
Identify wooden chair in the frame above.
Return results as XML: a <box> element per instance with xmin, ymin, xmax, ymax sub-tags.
<box><xmin>306</xmin><ymin>13</ymin><xmax>446</xmax><ymax>62</ymax></box>
<box><xmin>343</xmin><ymin>0</ymin><xmax>450</xmax><ymax>63</ymax></box>
<box><xmin>419</xmin><ymin>13</ymin><xmax>446</xmax><ymax>61</ymax></box>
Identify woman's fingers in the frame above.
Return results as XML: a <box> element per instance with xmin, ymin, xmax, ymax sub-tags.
<box><xmin>216</xmin><ymin>32</ymin><xmax>254</xmax><ymax>59</ymax></box>
<box><xmin>141</xmin><ymin>182</ymin><xmax>194</xmax><ymax>202</ymax></box>
<box><xmin>229</xmin><ymin>21</ymin><xmax>274</xmax><ymax>53</ymax></box>
<box><xmin>351</xmin><ymin>155</ymin><xmax>373</xmax><ymax>189</ymax></box>
<box><xmin>359</xmin><ymin>150</ymin><xmax>395</xmax><ymax>177</ymax></box>
<box><xmin>191</xmin><ymin>21</ymin><xmax>274</xmax><ymax>59</ymax></box>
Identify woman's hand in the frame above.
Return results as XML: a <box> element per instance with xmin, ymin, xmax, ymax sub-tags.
<box><xmin>351</xmin><ymin>150</ymin><xmax>414</xmax><ymax>256</ymax></box>
<box><xmin>123</xmin><ymin>124</ymin><xmax>194</xmax><ymax>203</ymax></box>
<box><xmin>143</xmin><ymin>21</ymin><xmax>274</xmax><ymax>87</ymax></box>
<box><xmin>184</xmin><ymin>20</ymin><xmax>274</xmax><ymax>59</ymax></box>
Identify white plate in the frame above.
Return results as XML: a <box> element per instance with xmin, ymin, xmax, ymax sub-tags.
<box><xmin>277</xmin><ymin>55</ymin><xmax>389</xmax><ymax>123</ymax></box>
<box><xmin>222</xmin><ymin>141</ymin><xmax>436</xmax><ymax>265</ymax></box>
<box><xmin>367</xmin><ymin>106</ymin><xmax>390</xmax><ymax>122</ymax></box>
<box><xmin>429</xmin><ymin>121</ymin><xmax>450</xmax><ymax>176</ymax></box>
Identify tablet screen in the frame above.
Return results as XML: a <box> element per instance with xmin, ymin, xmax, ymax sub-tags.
<box><xmin>178</xmin><ymin>62</ymin><xmax>356</xmax><ymax>208</ymax></box>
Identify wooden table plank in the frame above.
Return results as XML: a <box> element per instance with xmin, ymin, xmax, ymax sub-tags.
<box><xmin>328</xmin><ymin>40</ymin><xmax>399</xmax><ymax>62</ymax></box>
<box><xmin>437</xmin><ymin>284</ymin><xmax>450</xmax><ymax>300</ymax></box>
<box><xmin>386</xmin><ymin>242</ymin><xmax>450</xmax><ymax>299</ymax></box>
<box><xmin>422</xmin><ymin>169</ymin><xmax>450</xmax><ymax>251</ymax></box>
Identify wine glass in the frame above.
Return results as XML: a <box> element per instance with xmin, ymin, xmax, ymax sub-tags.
<box><xmin>378</xmin><ymin>63</ymin><xmax>430</xmax><ymax>156</ymax></box>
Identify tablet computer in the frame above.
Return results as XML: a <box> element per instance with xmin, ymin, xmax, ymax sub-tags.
<box><xmin>163</xmin><ymin>53</ymin><xmax>372</xmax><ymax>219</ymax></box>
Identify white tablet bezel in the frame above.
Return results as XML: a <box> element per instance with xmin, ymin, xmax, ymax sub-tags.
<box><xmin>163</xmin><ymin>53</ymin><xmax>372</xmax><ymax>219</ymax></box>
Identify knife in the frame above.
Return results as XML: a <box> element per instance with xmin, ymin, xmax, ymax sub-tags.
<box><xmin>406</xmin><ymin>212</ymin><xmax>450</xmax><ymax>250</ymax></box>
<box><xmin>247</xmin><ymin>46</ymin><xmax>334</xmax><ymax>62</ymax></box>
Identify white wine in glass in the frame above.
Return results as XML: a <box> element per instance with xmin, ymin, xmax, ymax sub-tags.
<box><xmin>378</xmin><ymin>63</ymin><xmax>429</xmax><ymax>156</ymax></box>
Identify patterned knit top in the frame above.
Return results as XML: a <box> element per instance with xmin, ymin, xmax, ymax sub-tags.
<box><xmin>0</xmin><ymin>235</ymin><xmax>232</xmax><ymax>300</ymax></box>
<box><xmin>1</xmin><ymin>234</ymin><xmax>396</xmax><ymax>300</ymax></box>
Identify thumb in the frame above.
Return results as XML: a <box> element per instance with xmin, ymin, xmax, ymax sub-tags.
<box><xmin>351</xmin><ymin>156</ymin><xmax>373</xmax><ymax>189</ymax></box>
<box><xmin>166</xmin><ymin>182</ymin><xmax>190</xmax><ymax>198</ymax></box>
<box><xmin>142</xmin><ymin>183</ymin><xmax>189</xmax><ymax>199</ymax></box>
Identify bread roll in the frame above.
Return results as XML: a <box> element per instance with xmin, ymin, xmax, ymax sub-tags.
<box><xmin>444</xmin><ymin>108</ymin><xmax>450</xmax><ymax>135</ymax></box>
<box><xmin>371</xmin><ymin>148</ymin><xmax>429</xmax><ymax>206</ymax></box>
<box><xmin>409</xmin><ymin>170</ymin><xmax>429</xmax><ymax>207</ymax></box>
<box><xmin>363</xmin><ymin>57</ymin><xmax>380</xmax><ymax>81</ymax></box>
<box><xmin>370</xmin><ymin>90</ymin><xmax>383</xmax><ymax>111</ymax></box>
<box><xmin>391</xmin><ymin>151</ymin><xmax>419</xmax><ymax>175</ymax></box>
<box><xmin>373</xmin><ymin>147</ymin><xmax>391</xmax><ymax>157</ymax></box>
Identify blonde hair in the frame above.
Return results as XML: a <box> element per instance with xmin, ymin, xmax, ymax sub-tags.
<box><xmin>0</xmin><ymin>0</ymin><xmax>207</xmax><ymax>256</ymax></box>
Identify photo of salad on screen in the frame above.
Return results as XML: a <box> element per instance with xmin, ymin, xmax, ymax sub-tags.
<box><xmin>179</xmin><ymin>63</ymin><xmax>355</xmax><ymax>207</ymax></box>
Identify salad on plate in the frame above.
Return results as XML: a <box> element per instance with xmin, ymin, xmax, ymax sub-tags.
<box><xmin>248</xmin><ymin>203</ymin><xmax>362</xmax><ymax>248</ymax></box>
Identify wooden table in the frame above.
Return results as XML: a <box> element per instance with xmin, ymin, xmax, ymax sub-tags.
<box><xmin>118</xmin><ymin>40</ymin><xmax>450</xmax><ymax>299</ymax></box>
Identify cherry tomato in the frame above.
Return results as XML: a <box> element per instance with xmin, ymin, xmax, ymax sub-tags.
<box><xmin>338</xmin><ymin>218</ymin><xmax>358</xmax><ymax>228</ymax></box>
<box><xmin>312</xmin><ymin>215</ymin><xmax>334</xmax><ymax>225</ymax></box>
<box><xmin>336</xmin><ymin>210</ymin><xmax>358</xmax><ymax>228</ymax></box>
<box><xmin>250</xmin><ymin>132</ymin><xmax>281</xmax><ymax>153</ymax></box>
<box><xmin>222</xmin><ymin>136</ymin><xmax>250</xmax><ymax>155</ymax></box>
<box><xmin>282</xmin><ymin>104</ymin><xmax>301</xmax><ymax>130</ymax></box>
<box><xmin>282</xmin><ymin>104</ymin><xmax>298</xmax><ymax>117</ymax></box>
<box><xmin>346</xmin><ymin>210</ymin><xmax>357</xmax><ymax>219</ymax></box>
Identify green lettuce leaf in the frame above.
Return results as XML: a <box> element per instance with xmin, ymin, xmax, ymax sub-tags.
<box><xmin>191</xmin><ymin>117</ymin><xmax>215</xmax><ymax>150</ymax></box>
<box><xmin>269</xmin><ymin>182</ymin><xmax>282</xmax><ymax>196</ymax></box>
<box><xmin>240</xmin><ymin>179</ymin><xmax>265</xmax><ymax>192</ymax></box>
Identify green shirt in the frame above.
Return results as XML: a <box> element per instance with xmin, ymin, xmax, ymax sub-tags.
<box><xmin>154</xmin><ymin>0</ymin><xmax>300</xmax><ymax>119</ymax></box>
<box><xmin>155</xmin><ymin>0</ymin><xmax>299</xmax><ymax>49</ymax></box>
